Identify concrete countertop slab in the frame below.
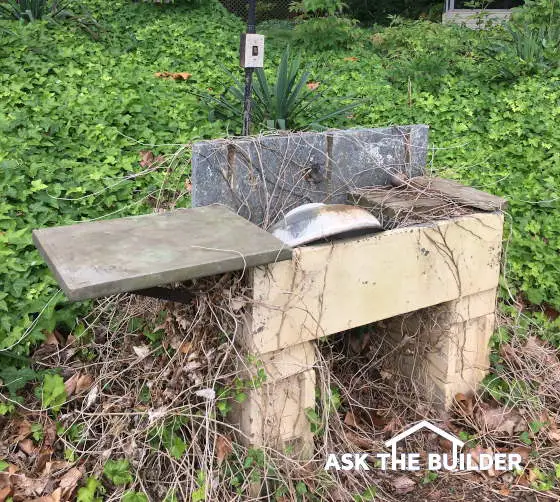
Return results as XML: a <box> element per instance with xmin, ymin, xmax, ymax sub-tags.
<box><xmin>32</xmin><ymin>205</ymin><xmax>292</xmax><ymax>301</ymax></box>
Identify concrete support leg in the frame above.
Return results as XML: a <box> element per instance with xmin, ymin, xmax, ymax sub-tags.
<box><xmin>386</xmin><ymin>288</ymin><xmax>498</xmax><ymax>406</ymax></box>
<box><xmin>232</xmin><ymin>341</ymin><xmax>316</xmax><ymax>458</ymax></box>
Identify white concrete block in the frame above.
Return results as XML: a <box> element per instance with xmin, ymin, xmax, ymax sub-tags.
<box><xmin>245</xmin><ymin>212</ymin><xmax>504</xmax><ymax>354</ymax></box>
<box><xmin>233</xmin><ymin>369</ymin><xmax>316</xmax><ymax>455</ymax></box>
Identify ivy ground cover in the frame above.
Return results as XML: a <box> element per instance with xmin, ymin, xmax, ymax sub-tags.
<box><xmin>1</xmin><ymin>0</ymin><xmax>559</xmax><ymax>372</ymax></box>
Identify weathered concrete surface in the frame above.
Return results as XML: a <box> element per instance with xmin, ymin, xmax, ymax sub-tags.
<box><xmin>192</xmin><ymin>125</ymin><xmax>429</xmax><ymax>227</ymax></box>
<box><xmin>234</xmin><ymin>369</ymin><xmax>316</xmax><ymax>458</ymax></box>
<box><xmin>329</xmin><ymin>126</ymin><xmax>428</xmax><ymax>202</ymax></box>
<box><xmin>244</xmin><ymin>211</ymin><xmax>504</xmax><ymax>354</ymax></box>
<box><xmin>231</xmin><ymin>341</ymin><xmax>317</xmax><ymax>458</ymax></box>
<box><xmin>32</xmin><ymin>205</ymin><xmax>292</xmax><ymax>301</ymax></box>
<box><xmin>383</xmin><ymin>288</ymin><xmax>498</xmax><ymax>406</ymax></box>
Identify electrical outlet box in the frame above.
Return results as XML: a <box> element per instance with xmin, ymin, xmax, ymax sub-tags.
<box><xmin>240</xmin><ymin>33</ymin><xmax>265</xmax><ymax>68</ymax></box>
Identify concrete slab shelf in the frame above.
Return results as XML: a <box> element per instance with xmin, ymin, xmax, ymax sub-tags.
<box><xmin>32</xmin><ymin>205</ymin><xmax>292</xmax><ymax>301</ymax></box>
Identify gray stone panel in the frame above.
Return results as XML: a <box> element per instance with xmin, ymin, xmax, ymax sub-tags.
<box><xmin>409</xmin><ymin>124</ymin><xmax>430</xmax><ymax>174</ymax></box>
<box><xmin>230</xmin><ymin>133</ymin><xmax>328</xmax><ymax>227</ymax></box>
<box><xmin>329</xmin><ymin>125</ymin><xmax>429</xmax><ymax>203</ymax></box>
<box><xmin>191</xmin><ymin>140</ymin><xmax>234</xmax><ymax>210</ymax></box>
<box><xmin>32</xmin><ymin>205</ymin><xmax>292</xmax><ymax>301</ymax></box>
<box><xmin>192</xmin><ymin>132</ymin><xmax>329</xmax><ymax>228</ymax></box>
<box><xmin>191</xmin><ymin>126</ymin><xmax>429</xmax><ymax>225</ymax></box>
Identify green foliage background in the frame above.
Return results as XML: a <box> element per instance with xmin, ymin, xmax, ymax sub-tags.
<box><xmin>0</xmin><ymin>0</ymin><xmax>559</xmax><ymax>382</ymax></box>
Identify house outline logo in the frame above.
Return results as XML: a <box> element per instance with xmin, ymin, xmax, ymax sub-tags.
<box><xmin>385</xmin><ymin>420</ymin><xmax>465</xmax><ymax>463</ymax></box>
<box><xmin>323</xmin><ymin>419</ymin><xmax>523</xmax><ymax>472</ymax></box>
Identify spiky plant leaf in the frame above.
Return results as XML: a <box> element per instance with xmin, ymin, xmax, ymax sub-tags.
<box><xmin>198</xmin><ymin>46</ymin><xmax>358</xmax><ymax>132</ymax></box>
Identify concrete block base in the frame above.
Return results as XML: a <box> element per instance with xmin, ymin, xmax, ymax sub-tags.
<box><xmin>235</xmin><ymin>212</ymin><xmax>503</xmax><ymax>456</ymax></box>
<box><xmin>232</xmin><ymin>342</ymin><xmax>316</xmax><ymax>458</ymax></box>
<box><xmin>382</xmin><ymin>288</ymin><xmax>497</xmax><ymax>405</ymax></box>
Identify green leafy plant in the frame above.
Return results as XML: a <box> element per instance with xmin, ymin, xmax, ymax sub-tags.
<box><xmin>192</xmin><ymin>470</ymin><xmax>207</xmax><ymax>502</ymax></box>
<box><xmin>0</xmin><ymin>0</ymin><xmax>52</xmax><ymax>21</ymax></box>
<box><xmin>530</xmin><ymin>468</ymin><xmax>555</xmax><ymax>491</ymax></box>
<box><xmin>0</xmin><ymin>403</ymin><xmax>14</xmax><ymax>415</ymax></box>
<box><xmin>289</xmin><ymin>0</ymin><xmax>358</xmax><ymax>50</ymax></box>
<box><xmin>480</xmin><ymin>0</ymin><xmax>559</xmax><ymax>80</ymax></box>
<box><xmin>103</xmin><ymin>459</ymin><xmax>134</xmax><ymax>486</ymax></box>
<box><xmin>37</xmin><ymin>373</ymin><xmax>66</xmax><ymax>412</ymax></box>
<box><xmin>463</xmin><ymin>0</ymin><xmax>496</xmax><ymax>28</ymax></box>
<box><xmin>77</xmin><ymin>477</ymin><xmax>104</xmax><ymax>502</ymax></box>
<box><xmin>0</xmin><ymin>0</ymin><xmax>234</xmax><ymax>411</ymax></box>
<box><xmin>201</xmin><ymin>46</ymin><xmax>357</xmax><ymax>132</ymax></box>
<box><xmin>511</xmin><ymin>0</ymin><xmax>559</xmax><ymax>29</ymax></box>
<box><xmin>215</xmin><ymin>363</ymin><xmax>267</xmax><ymax>417</ymax></box>
<box><xmin>305</xmin><ymin>406</ymin><xmax>323</xmax><ymax>434</ymax></box>
<box><xmin>482</xmin><ymin>373</ymin><xmax>540</xmax><ymax>407</ymax></box>
<box><xmin>292</xmin><ymin>16</ymin><xmax>359</xmax><ymax>51</ymax></box>
<box><xmin>421</xmin><ymin>471</ymin><xmax>438</xmax><ymax>484</ymax></box>
<box><xmin>139</xmin><ymin>384</ymin><xmax>151</xmax><ymax>404</ymax></box>
<box><xmin>486</xmin><ymin>23</ymin><xmax>560</xmax><ymax>79</ymax></box>
<box><xmin>122</xmin><ymin>492</ymin><xmax>148</xmax><ymax>502</ymax></box>
<box><xmin>290</xmin><ymin>0</ymin><xmax>347</xmax><ymax>16</ymax></box>
<box><xmin>222</xmin><ymin>448</ymin><xmax>269</xmax><ymax>495</ymax></box>
<box><xmin>148</xmin><ymin>416</ymin><xmax>189</xmax><ymax>459</ymax></box>
<box><xmin>327</xmin><ymin>385</ymin><xmax>342</xmax><ymax>412</ymax></box>
<box><xmin>520</xmin><ymin>431</ymin><xmax>533</xmax><ymax>445</ymax></box>
<box><xmin>63</xmin><ymin>422</ymin><xmax>86</xmax><ymax>445</ymax></box>
<box><xmin>387</xmin><ymin>51</ymin><xmax>452</xmax><ymax>92</ymax></box>
<box><xmin>159</xmin><ymin>428</ymin><xmax>187</xmax><ymax>459</ymax></box>
<box><xmin>464</xmin><ymin>0</ymin><xmax>490</xmax><ymax>7</ymax></box>
<box><xmin>457</xmin><ymin>430</ymin><xmax>477</xmax><ymax>448</ymax></box>
<box><xmin>353</xmin><ymin>487</ymin><xmax>377</xmax><ymax>501</ymax></box>
<box><xmin>0</xmin><ymin>366</ymin><xmax>38</xmax><ymax>398</ymax></box>
<box><xmin>31</xmin><ymin>423</ymin><xmax>43</xmax><ymax>442</ymax></box>
<box><xmin>163</xmin><ymin>490</ymin><xmax>179</xmax><ymax>502</ymax></box>
<box><xmin>306</xmin><ymin>385</ymin><xmax>342</xmax><ymax>435</ymax></box>
<box><xmin>216</xmin><ymin>386</ymin><xmax>234</xmax><ymax>417</ymax></box>
<box><xmin>223</xmin><ymin>448</ymin><xmax>330</xmax><ymax>500</ymax></box>
<box><xmin>295</xmin><ymin>481</ymin><xmax>308</xmax><ymax>496</ymax></box>
<box><xmin>0</xmin><ymin>0</ymin><xmax>103</xmax><ymax>38</ymax></box>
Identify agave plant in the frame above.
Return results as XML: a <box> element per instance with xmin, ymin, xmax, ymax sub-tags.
<box><xmin>0</xmin><ymin>0</ymin><xmax>52</xmax><ymax>21</ymax></box>
<box><xmin>487</xmin><ymin>22</ymin><xmax>560</xmax><ymax>79</ymax></box>
<box><xmin>200</xmin><ymin>46</ymin><xmax>357</xmax><ymax>132</ymax></box>
<box><xmin>0</xmin><ymin>0</ymin><xmax>102</xmax><ymax>38</ymax></box>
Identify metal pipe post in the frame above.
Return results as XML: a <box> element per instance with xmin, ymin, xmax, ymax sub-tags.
<box><xmin>242</xmin><ymin>0</ymin><xmax>257</xmax><ymax>136</ymax></box>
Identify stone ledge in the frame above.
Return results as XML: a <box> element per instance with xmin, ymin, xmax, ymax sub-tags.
<box><xmin>245</xmin><ymin>212</ymin><xmax>504</xmax><ymax>354</ymax></box>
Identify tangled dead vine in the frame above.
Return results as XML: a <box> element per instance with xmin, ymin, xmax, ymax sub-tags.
<box><xmin>2</xmin><ymin>136</ymin><xmax>558</xmax><ymax>501</ymax></box>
